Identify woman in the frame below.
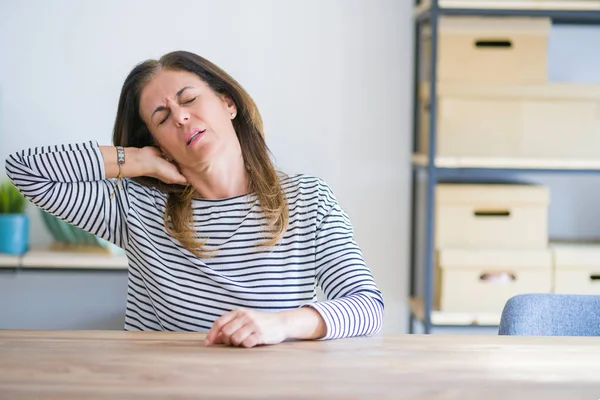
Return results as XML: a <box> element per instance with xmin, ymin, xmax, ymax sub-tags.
<box><xmin>5</xmin><ymin>50</ymin><xmax>384</xmax><ymax>348</ymax></box>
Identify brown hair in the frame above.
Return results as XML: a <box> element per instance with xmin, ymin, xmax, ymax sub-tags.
<box><xmin>112</xmin><ymin>50</ymin><xmax>288</xmax><ymax>257</ymax></box>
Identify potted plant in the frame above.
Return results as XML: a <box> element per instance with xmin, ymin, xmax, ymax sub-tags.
<box><xmin>0</xmin><ymin>179</ymin><xmax>28</xmax><ymax>255</ymax></box>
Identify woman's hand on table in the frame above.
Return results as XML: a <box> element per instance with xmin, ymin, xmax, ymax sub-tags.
<box><xmin>204</xmin><ymin>307</ymin><xmax>327</xmax><ymax>348</ymax></box>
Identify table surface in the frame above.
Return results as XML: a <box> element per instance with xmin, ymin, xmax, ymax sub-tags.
<box><xmin>1</xmin><ymin>330</ymin><xmax>599</xmax><ymax>400</ymax></box>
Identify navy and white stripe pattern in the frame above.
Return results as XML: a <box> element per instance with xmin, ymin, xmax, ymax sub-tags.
<box><xmin>6</xmin><ymin>141</ymin><xmax>384</xmax><ymax>339</ymax></box>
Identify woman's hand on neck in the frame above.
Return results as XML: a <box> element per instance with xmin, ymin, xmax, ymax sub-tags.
<box><xmin>179</xmin><ymin>146</ymin><xmax>250</xmax><ymax>200</ymax></box>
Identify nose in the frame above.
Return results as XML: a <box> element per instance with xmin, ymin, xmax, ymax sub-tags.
<box><xmin>171</xmin><ymin>104</ymin><xmax>190</xmax><ymax>126</ymax></box>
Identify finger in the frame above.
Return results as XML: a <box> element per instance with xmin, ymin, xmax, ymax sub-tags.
<box><xmin>205</xmin><ymin>311</ymin><xmax>238</xmax><ymax>345</ymax></box>
<box><xmin>241</xmin><ymin>333</ymin><xmax>261</xmax><ymax>348</ymax></box>
<box><xmin>160</xmin><ymin>163</ymin><xmax>187</xmax><ymax>185</ymax></box>
<box><xmin>229</xmin><ymin>324</ymin><xmax>254</xmax><ymax>347</ymax></box>
<box><xmin>169</xmin><ymin>166</ymin><xmax>188</xmax><ymax>185</ymax></box>
<box><xmin>211</xmin><ymin>331</ymin><xmax>226</xmax><ymax>345</ymax></box>
<box><xmin>169</xmin><ymin>173</ymin><xmax>188</xmax><ymax>185</ymax></box>
<box><xmin>219</xmin><ymin>315</ymin><xmax>250</xmax><ymax>346</ymax></box>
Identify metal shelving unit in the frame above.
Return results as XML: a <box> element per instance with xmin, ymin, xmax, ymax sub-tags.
<box><xmin>409</xmin><ymin>0</ymin><xmax>600</xmax><ymax>334</ymax></box>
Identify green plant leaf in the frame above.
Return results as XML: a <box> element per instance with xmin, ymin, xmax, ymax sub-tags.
<box><xmin>0</xmin><ymin>180</ymin><xmax>26</xmax><ymax>214</ymax></box>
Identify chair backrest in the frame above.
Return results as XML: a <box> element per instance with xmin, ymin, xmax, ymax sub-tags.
<box><xmin>498</xmin><ymin>293</ymin><xmax>600</xmax><ymax>336</ymax></box>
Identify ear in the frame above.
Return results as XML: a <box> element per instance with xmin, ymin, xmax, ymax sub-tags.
<box><xmin>220</xmin><ymin>93</ymin><xmax>237</xmax><ymax>119</ymax></box>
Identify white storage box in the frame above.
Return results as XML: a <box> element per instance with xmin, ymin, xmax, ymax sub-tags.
<box><xmin>436</xmin><ymin>183</ymin><xmax>549</xmax><ymax>248</ymax></box>
<box><xmin>552</xmin><ymin>242</ymin><xmax>600</xmax><ymax>295</ymax></box>
<box><xmin>435</xmin><ymin>248</ymin><xmax>553</xmax><ymax>313</ymax></box>
<box><xmin>419</xmin><ymin>82</ymin><xmax>600</xmax><ymax>160</ymax></box>
<box><xmin>422</xmin><ymin>16</ymin><xmax>551</xmax><ymax>84</ymax></box>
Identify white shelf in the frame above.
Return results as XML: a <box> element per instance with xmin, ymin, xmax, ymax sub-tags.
<box><xmin>0</xmin><ymin>247</ymin><xmax>128</xmax><ymax>270</ymax></box>
<box><xmin>21</xmin><ymin>248</ymin><xmax>128</xmax><ymax>270</ymax></box>
<box><xmin>0</xmin><ymin>253</ymin><xmax>20</xmax><ymax>268</ymax></box>
<box><xmin>410</xmin><ymin>297</ymin><xmax>501</xmax><ymax>326</ymax></box>
<box><xmin>412</xmin><ymin>153</ymin><xmax>600</xmax><ymax>170</ymax></box>
<box><xmin>416</xmin><ymin>0</ymin><xmax>600</xmax><ymax>13</ymax></box>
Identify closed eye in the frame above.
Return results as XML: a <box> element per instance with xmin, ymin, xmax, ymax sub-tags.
<box><xmin>158</xmin><ymin>113</ymin><xmax>169</xmax><ymax>125</ymax></box>
<box><xmin>182</xmin><ymin>97</ymin><xmax>196</xmax><ymax>104</ymax></box>
<box><xmin>156</xmin><ymin>97</ymin><xmax>197</xmax><ymax>125</ymax></box>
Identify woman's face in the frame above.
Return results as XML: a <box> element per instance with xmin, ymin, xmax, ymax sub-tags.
<box><xmin>139</xmin><ymin>68</ymin><xmax>238</xmax><ymax>170</ymax></box>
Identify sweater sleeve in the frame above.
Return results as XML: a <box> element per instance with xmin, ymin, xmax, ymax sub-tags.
<box><xmin>4</xmin><ymin>141</ymin><xmax>130</xmax><ymax>249</ymax></box>
<box><xmin>304</xmin><ymin>179</ymin><xmax>384</xmax><ymax>340</ymax></box>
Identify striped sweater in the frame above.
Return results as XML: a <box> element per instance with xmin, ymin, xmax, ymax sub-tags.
<box><xmin>5</xmin><ymin>141</ymin><xmax>384</xmax><ymax>339</ymax></box>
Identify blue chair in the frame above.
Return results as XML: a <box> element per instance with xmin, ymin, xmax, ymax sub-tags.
<box><xmin>498</xmin><ymin>293</ymin><xmax>600</xmax><ymax>336</ymax></box>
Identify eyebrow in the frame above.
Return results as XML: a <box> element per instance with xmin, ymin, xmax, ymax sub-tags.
<box><xmin>150</xmin><ymin>86</ymin><xmax>193</xmax><ymax>119</ymax></box>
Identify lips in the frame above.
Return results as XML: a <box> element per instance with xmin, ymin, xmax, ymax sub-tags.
<box><xmin>185</xmin><ymin>129</ymin><xmax>206</xmax><ymax>146</ymax></box>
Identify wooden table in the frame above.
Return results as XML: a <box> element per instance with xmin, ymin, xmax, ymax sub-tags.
<box><xmin>1</xmin><ymin>330</ymin><xmax>599</xmax><ymax>399</ymax></box>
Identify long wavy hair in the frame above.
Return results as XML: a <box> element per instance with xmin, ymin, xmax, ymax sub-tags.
<box><xmin>112</xmin><ymin>50</ymin><xmax>288</xmax><ymax>257</ymax></box>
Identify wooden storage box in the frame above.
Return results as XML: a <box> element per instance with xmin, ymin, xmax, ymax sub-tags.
<box><xmin>551</xmin><ymin>242</ymin><xmax>600</xmax><ymax>295</ymax></box>
<box><xmin>435</xmin><ymin>248</ymin><xmax>553</xmax><ymax>313</ymax></box>
<box><xmin>436</xmin><ymin>183</ymin><xmax>549</xmax><ymax>248</ymax></box>
<box><xmin>422</xmin><ymin>16</ymin><xmax>551</xmax><ymax>84</ymax></box>
<box><xmin>419</xmin><ymin>82</ymin><xmax>600</xmax><ymax>160</ymax></box>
